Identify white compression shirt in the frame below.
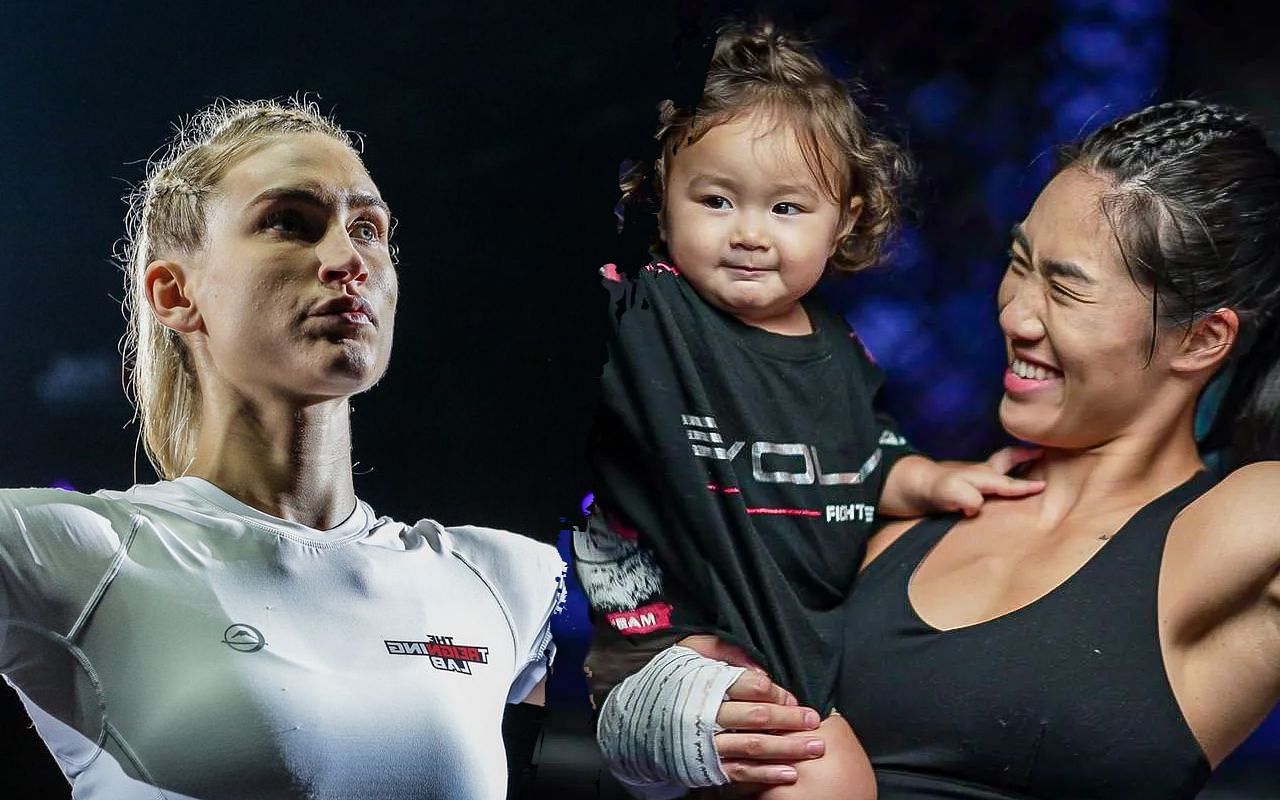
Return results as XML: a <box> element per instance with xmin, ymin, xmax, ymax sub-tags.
<box><xmin>0</xmin><ymin>478</ymin><xmax>564</xmax><ymax>799</ymax></box>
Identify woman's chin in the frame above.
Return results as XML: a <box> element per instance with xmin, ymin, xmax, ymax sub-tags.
<box><xmin>997</xmin><ymin>398</ymin><xmax>1055</xmax><ymax>447</ymax></box>
<box><xmin>293</xmin><ymin>362</ymin><xmax>387</xmax><ymax>403</ymax></box>
<box><xmin>321</xmin><ymin>343</ymin><xmax>391</xmax><ymax>388</ymax></box>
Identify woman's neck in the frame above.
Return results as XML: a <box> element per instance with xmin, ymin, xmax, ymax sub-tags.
<box><xmin>1023</xmin><ymin>403</ymin><xmax>1205</xmax><ymax>527</ymax></box>
<box><xmin>186</xmin><ymin>390</ymin><xmax>357</xmax><ymax>530</ymax></box>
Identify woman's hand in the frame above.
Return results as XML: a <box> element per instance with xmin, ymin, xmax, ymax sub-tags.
<box><xmin>679</xmin><ymin>636</ymin><xmax>825</xmax><ymax>787</ymax></box>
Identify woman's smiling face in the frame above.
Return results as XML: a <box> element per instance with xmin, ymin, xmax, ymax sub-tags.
<box><xmin>997</xmin><ymin>167</ymin><xmax>1181</xmax><ymax>450</ymax></box>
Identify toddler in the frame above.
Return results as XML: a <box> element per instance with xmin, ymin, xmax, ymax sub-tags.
<box><xmin>579</xmin><ymin>21</ymin><xmax>1041</xmax><ymax>799</ymax></box>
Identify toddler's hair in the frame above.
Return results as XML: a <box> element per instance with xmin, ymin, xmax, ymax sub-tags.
<box><xmin>624</xmin><ymin>21</ymin><xmax>912</xmax><ymax>273</ymax></box>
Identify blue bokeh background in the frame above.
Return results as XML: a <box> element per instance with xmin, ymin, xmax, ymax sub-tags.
<box><xmin>550</xmin><ymin>0</ymin><xmax>1280</xmax><ymax>792</ymax></box>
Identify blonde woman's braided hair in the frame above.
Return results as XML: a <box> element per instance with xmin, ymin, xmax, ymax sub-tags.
<box><xmin>120</xmin><ymin>98</ymin><xmax>354</xmax><ymax>479</ymax></box>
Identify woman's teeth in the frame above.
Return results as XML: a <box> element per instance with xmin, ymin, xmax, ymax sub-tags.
<box><xmin>1011</xmin><ymin>357</ymin><xmax>1058</xmax><ymax>381</ymax></box>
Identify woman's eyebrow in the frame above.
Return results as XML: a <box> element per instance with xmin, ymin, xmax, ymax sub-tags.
<box><xmin>1010</xmin><ymin>223</ymin><xmax>1031</xmax><ymax>255</ymax></box>
<box><xmin>349</xmin><ymin>191</ymin><xmax>391</xmax><ymax>215</ymax></box>
<box><xmin>1044</xmin><ymin>258</ymin><xmax>1095</xmax><ymax>285</ymax></box>
<box><xmin>1009</xmin><ymin>223</ymin><xmax>1096</xmax><ymax>285</ymax></box>
<box><xmin>249</xmin><ymin>184</ymin><xmax>390</xmax><ymax>215</ymax></box>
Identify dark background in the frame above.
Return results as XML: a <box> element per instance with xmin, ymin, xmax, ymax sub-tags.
<box><xmin>1</xmin><ymin>1</ymin><xmax>1276</xmax><ymax>797</ymax></box>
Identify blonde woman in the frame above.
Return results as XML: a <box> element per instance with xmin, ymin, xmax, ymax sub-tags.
<box><xmin>0</xmin><ymin>99</ymin><xmax>564</xmax><ymax>799</ymax></box>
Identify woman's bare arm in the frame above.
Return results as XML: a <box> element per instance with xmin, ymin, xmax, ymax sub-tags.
<box><xmin>1163</xmin><ymin>461</ymin><xmax>1280</xmax><ymax>764</ymax></box>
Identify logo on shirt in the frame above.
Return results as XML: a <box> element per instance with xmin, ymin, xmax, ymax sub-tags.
<box><xmin>683</xmin><ymin>414</ymin><xmax>745</xmax><ymax>461</ymax></box>
<box><xmin>605</xmin><ymin>602</ymin><xmax>674</xmax><ymax>636</ymax></box>
<box><xmin>222</xmin><ymin>623</ymin><xmax>267</xmax><ymax>653</ymax></box>
<box><xmin>385</xmin><ymin>634</ymin><xmax>490</xmax><ymax>675</ymax></box>
<box><xmin>573</xmin><ymin>521</ymin><xmax>665</xmax><ymax>613</ymax></box>
<box><xmin>825</xmin><ymin>502</ymin><xmax>876</xmax><ymax>523</ymax></box>
<box><xmin>684</xmin><ymin>413</ymin><xmax>882</xmax><ymax>486</ymax></box>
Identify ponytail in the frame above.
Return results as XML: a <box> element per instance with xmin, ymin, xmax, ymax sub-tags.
<box><xmin>1210</xmin><ymin>312</ymin><xmax>1280</xmax><ymax>465</ymax></box>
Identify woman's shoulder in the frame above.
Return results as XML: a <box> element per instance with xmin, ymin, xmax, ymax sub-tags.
<box><xmin>1206</xmin><ymin>459</ymin><xmax>1280</xmax><ymax>494</ymax></box>
<box><xmin>1187</xmin><ymin>460</ymin><xmax>1280</xmax><ymax>532</ymax></box>
<box><xmin>0</xmin><ymin>485</ymin><xmax>144</xmax><ymax>565</ymax></box>
<box><xmin>1187</xmin><ymin>461</ymin><xmax>1280</xmax><ymax>532</ymax></box>
<box><xmin>862</xmin><ymin>517</ymin><xmax>931</xmax><ymax>570</ymax></box>
<box><xmin>1</xmin><ymin>484</ymin><xmax>115</xmax><ymax>505</ymax></box>
<box><xmin>435</xmin><ymin>524</ymin><xmax>565</xmax><ymax>602</ymax></box>
<box><xmin>441</xmin><ymin>524</ymin><xmax>563</xmax><ymax>573</ymax></box>
<box><xmin>1171</xmin><ymin>462</ymin><xmax>1280</xmax><ymax>583</ymax></box>
<box><xmin>434</xmin><ymin>523</ymin><xmax>567</xmax><ymax>656</ymax></box>
<box><xmin>0</xmin><ymin>485</ymin><xmax>139</xmax><ymax>527</ymax></box>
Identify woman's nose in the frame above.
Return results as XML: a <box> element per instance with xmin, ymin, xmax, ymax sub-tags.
<box><xmin>998</xmin><ymin>286</ymin><xmax>1046</xmax><ymax>342</ymax></box>
<box><xmin>317</xmin><ymin>226</ymin><xmax>368</xmax><ymax>286</ymax></box>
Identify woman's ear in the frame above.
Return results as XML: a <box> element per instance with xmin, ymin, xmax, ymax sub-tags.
<box><xmin>1171</xmin><ymin>308</ymin><xmax>1239</xmax><ymax>375</ymax></box>
<box><xmin>144</xmin><ymin>259</ymin><xmax>202</xmax><ymax>333</ymax></box>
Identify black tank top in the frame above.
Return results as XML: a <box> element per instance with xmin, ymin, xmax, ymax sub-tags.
<box><xmin>839</xmin><ymin>471</ymin><xmax>1215</xmax><ymax>799</ymax></box>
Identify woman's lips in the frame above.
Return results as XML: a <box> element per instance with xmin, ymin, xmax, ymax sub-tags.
<box><xmin>311</xmin><ymin>296</ymin><xmax>375</xmax><ymax>327</ymax></box>
<box><xmin>1003</xmin><ymin>367</ymin><xmax>1061</xmax><ymax>395</ymax></box>
<box><xmin>332</xmin><ymin>311</ymin><xmax>371</xmax><ymax>325</ymax></box>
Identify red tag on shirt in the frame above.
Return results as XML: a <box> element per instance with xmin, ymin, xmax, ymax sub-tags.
<box><xmin>606</xmin><ymin>602</ymin><xmax>674</xmax><ymax>636</ymax></box>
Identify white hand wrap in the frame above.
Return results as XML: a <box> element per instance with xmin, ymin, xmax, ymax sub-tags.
<box><xmin>596</xmin><ymin>645</ymin><xmax>746</xmax><ymax>799</ymax></box>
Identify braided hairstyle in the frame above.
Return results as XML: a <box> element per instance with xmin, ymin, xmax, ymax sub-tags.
<box><xmin>1063</xmin><ymin>100</ymin><xmax>1280</xmax><ymax>463</ymax></box>
<box><xmin>623</xmin><ymin>21</ymin><xmax>912</xmax><ymax>274</ymax></box>
<box><xmin>121</xmin><ymin>98</ymin><xmax>356</xmax><ymax>479</ymax></box>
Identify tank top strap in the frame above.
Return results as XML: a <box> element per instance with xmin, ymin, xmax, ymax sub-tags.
<box><xmin>1092</xmin><ymin>470</ymin><xmax>1217</xmax><ymax>559</ymax></box>
<box><xmin>1135</xmin><ymin>469</ymin><xmax>1217</xmax><ymax>522</ymax></box>
<box><xmin>860</xmin><ymin>515</ymin><xmax>963</xmax><ymax>585</ymax></box>
<box><xmin>1077</xmin><ymin>470</ymin><xmax>1218</xmax><ymax>596</ymax></box>
<box><xmin>845</xmin><ymin>515</ymin><xmax>963</xmax><ymax>638</ymax></box>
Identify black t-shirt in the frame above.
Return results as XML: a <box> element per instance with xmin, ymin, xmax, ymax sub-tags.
<box><xmin>584</xmin><ymin>264</ymin><xmax>914</xmax><ymax>710</ymax></box>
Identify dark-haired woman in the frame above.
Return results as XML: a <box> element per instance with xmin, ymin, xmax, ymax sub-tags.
<box><xmin>607</xmin><ymin>99</ymin><xmax>1280</xmax><ymax>799</ymax></box>
<box><xmin>834</xmin><ymin>99</ymin><xmax>1280</xmax><ymax>799</ymax></box>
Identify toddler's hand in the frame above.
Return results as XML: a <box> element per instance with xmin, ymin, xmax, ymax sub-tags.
<box><xmin>929</xmin><ymin>446</ymin><xmax>1044</xmax><ymax>516</ymax></box>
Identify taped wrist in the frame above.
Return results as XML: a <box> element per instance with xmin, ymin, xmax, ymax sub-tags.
<box><xmin>596</xmin><ymin>645</ymin><xmax>746</xmax><ymax>796</ymax></box>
